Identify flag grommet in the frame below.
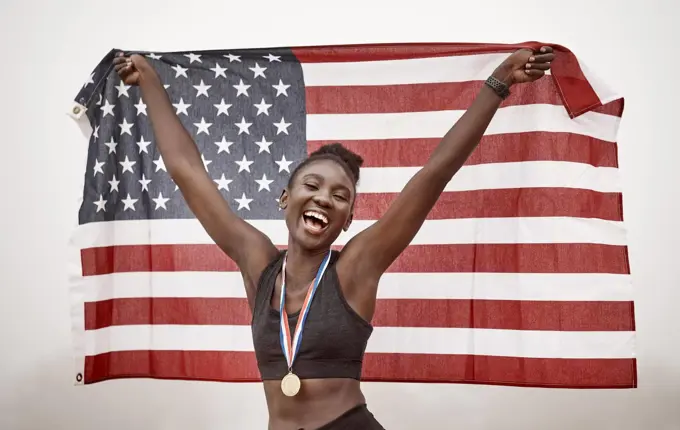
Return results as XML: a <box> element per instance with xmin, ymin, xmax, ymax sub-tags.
<box><xmin>68</xmin><ymin>103</ymin><xmax>87</xmax><ymax>120</ymax></box>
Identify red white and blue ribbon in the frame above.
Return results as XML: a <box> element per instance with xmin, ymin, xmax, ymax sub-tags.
<box><xmin>279</xmin><ymin>251</ymin><xmax>332</xmax><ymax>371</ymax></box>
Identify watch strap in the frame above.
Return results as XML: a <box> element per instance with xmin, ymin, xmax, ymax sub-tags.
<box><xmin>485</xmin><ymin>75</ymin><xmax>511</xmax><ymax>100</ymax></box>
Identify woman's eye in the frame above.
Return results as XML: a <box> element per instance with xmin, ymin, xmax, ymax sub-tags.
<box><xmin>304</xmin><ymin>183</ymin><xmax>318</xmax><ymax>190</ymax></box>
<box><xmin>334</xmin><ymin>195</ymin><xmax>347</xmax><ymax>201</ymax></box>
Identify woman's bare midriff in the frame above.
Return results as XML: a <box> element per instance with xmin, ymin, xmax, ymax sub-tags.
<box><xmin>262</xmin><ymin>377</ymin><xmax>365</xmax><ymax>429</ymax></box>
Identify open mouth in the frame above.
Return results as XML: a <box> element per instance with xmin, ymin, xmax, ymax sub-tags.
<box><xmin>302</xmin><ymin>210</ymin><xmax>329</xmax><ymax>234</ymax></box>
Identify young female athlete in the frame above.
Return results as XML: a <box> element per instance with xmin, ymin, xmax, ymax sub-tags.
<box><xmin>114</xmin><ymin>45</ymin><xmax>554</xmax><ymax>430</ymax></box>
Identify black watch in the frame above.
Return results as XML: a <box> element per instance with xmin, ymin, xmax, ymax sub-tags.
<box><xmin>485</xmin><ymin>76</ymin><xmax>511</xmax><ymax>100</ymax></box>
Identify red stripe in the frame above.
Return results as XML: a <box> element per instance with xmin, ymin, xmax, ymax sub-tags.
<box><xmin>83</xmin><ymin>350</ymin><xmax>636</xmax><ymax>388</ymax></box>
<box><xmin>354</xmin><ymin>189</ymin><xmax>623</xmax><ymax>221</ymax></box>
<box><xmin>372</xmin><ymin>299</ymin><xmax>634</xmax><ymax>331</ymax></box>
<box><xmin>592</xmin><ymin>98</ymin><xmax>624</xmax><ymax>117</ymax></box>
<box><xmin>362</xmin><ymin>353</ymin><xmax>637</xmax><ymax>388</ymax></box>
<box><xmin>84</xmin><ymin>297</ymin><xmax>634</xmax><ymax>332</ymax></box>
<box><xmin>85</xmin><ymin>298</ymin><xmax>252</xmax><ymax>329</ymax></box>
<box><xmin>306</xmin><ymin>77</ymin><xmax>568</xmax><ymax>114</ymax></box>
<box><xmin>308</xmin><ymin>131</ymin><xmax>619</xmax><ymax>168</ymax></box>
<box><xmin>391</xmin><ymin>244</ymin><xmax>629</xmax><ymax>274</ymax></box>
<box><xmin>81</xmin><ymin>243</ymin><xmax>630</xmax><ymax>277</ymax></box>
<box><xmin>293</xmin><ymin>42</ymin><xmax>604</xmax><ymax>119</ymax></box>
<box><xmin>293</xmin><ymin>41</ymin><xmax>558</xmax><ymax>63</ymax></box>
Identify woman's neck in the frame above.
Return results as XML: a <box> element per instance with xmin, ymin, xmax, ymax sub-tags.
<box><xmin>284</xmin><ymin>240</ymin><xmax>330</xmax><ymax>290</ymax></box>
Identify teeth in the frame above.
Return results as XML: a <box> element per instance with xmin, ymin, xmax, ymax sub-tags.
<box><xmin>304</xmin><ymin>210</ymin><xmax>328</xmax><ymax>225</ymax></box>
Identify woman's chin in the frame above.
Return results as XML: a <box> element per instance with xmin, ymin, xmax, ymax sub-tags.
<box><xmin>291</xmin><ymin>221</ymin><xmax>338</xmax><ymax>250</ymax></box>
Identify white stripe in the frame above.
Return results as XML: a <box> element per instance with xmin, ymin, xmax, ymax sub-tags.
<box><xmin>301</xmin><ymin>53</ymin><xmax>552</xmax><ymax>86</ymax></box>
<box><xmin>72</xmin><ymin>216</ymin><xmax>627</xmax><ymax>248</ymax></box>
<box><xmin>76</xmin><ymin>272</ymin><xmax>633</xmax><ymax>302</ymax></box>
<box><xmin>84</xmin><ymin>325</ymin><xmax>635</xmax><ymax>359</ymax></box>
<box><xmin>306</xmin><ymin>104</ymin><xmax>620</xmax><ymax>142</ymax></box>
<box><xmin>358</xmin><ymin>161</ymin><xmax>620</xmax><ymax>193</ymax></box>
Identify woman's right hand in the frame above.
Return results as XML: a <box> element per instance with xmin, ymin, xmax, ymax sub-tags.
<box><xmin>113</xmin><ymin>52</ymin><xmax>147</xmax><ymax>85</ymax></box>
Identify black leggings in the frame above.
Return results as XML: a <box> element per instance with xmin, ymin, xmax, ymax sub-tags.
<box><xmin>310</xmin><ymin>404</ymin><xmax>385</xmax><ymax>430</ymax></box>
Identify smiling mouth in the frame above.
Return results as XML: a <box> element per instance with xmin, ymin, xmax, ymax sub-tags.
<box><xmin>302</xmin><ymin>210</ymin><xmax>329</xmax><ymax>234</ymax></box>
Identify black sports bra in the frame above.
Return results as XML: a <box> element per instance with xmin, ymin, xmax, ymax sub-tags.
<box><xmin>251</xmin><ymin>250</ymin><xmax>373</xmax><ymax>380</ymax></box>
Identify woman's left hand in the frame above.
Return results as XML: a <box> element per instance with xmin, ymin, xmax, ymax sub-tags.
<box><xmin>494</xmin><ymin>45</ymin><xmax>555</xmax><ymax>86</ymax></box>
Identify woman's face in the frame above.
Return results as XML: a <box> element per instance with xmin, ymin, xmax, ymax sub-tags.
<box><xmin>280</xmin><ymin>159</ymin><xmax>356</xmax><ymax>251</ymax></box>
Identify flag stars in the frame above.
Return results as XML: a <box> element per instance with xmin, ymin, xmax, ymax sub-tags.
<box><xmin>173</xmin><ymin>98</ymin><xmax>191</xmax><ymax>116</ymax></box>
<box><xmin>84</xmin><ymin>50</ymin><xmax>307</xmax><ymax>222</ymax></box>
<box><xmin>235</xmin><ymin>117</ymin><xmax>252</xmax><ymax>135</ymax></box>
<box><xmin>274</xmin><ymin>117</ymin><xmax>292</xmax><ymax>135</ymax></box>
<box><xmin>147</xmin><ymin>53</ymin><xmax>162</xmax><ymax>60</ymax></box>
<box><xmin>152</xmin><ymin>192</ymin><xmax>170</xmax><ymax>210</ymax></box>
<box><xmin>119</xmin><ymin>156</ymin><xmax>136</xmax><ymax>174</ymax></box>
<box><xmin>83</xmin><ymin>72</ymin><xmax>95</xmax><ymax>88</ymax></box>
<box><xmin>121</xmin><ymin>193</ymin><xmax>138</xmax><ymax>211</ymax></box>
<box><xmin>135</xmin><ymin>99</ymin><xmax>147</xmax><ymax>115</ymax></box>
<box><xmin>103</xmin><ymin>137</ymin><xmax>118</xmax><ymax>154</ymax></box>
<box><xmin>118</xmin><ymin>118</ymin><xmax>134</xmax><ymax>136</ymax></box>
<box><xmin>275</xmin><ymin>155</ymin><xmax>293</xmax><ymax>173</ymax></box>
<box><xmin>255</xmin><ymin>174</ymin><xmax>274</xmax><ymax>192</ymax></box>
<box><xmin>235</xmin><ymin>155</ymin><xmax>254</xmax><ymax>173</ymax></box>
<box><xmin>93</xmin><ymin>195</ymin><xmax>107</xmax><ymax>212</ymax></box>
<box><xmin>116</xmin><ymin>80</ymin><xmax>131</xmax><ymax>98</ymax></box>
<box><xmin>210</xmin><ymin>63</ymin><xmax>228</xmax><ymax>78</ymax></box>
<box><xmin>100</xmin><ymin>100</ymin><xmax>115</xmax><ymax>117</ymax></box>
<box><xmin>172</xmin><ymin>64</ymin><xmax>188</xmax><ymax>78</ymax></box>
<box><xmin>136</xmin><ymin>137</ymin><xmax>152</xmax><ymax>154</ymax></box>
<box><xmin>249</xmin><ymin>62</ymin><xmax>267</xmax><ymax>79</ymax></box>
<box><xmin>193</xmin><ymin>80</ymin><xmax>211</xmax><ymax>98</ymax></box>
<box><xmin>264</xmin><ymin>53</ymin><xmax>281</xmax><ymax>62</ymax></box>
<box><xmin>214</xmin><ymin>136</ymin><xmax>233</xmax><ymax>154</ymax></box>
<box><xmin>194</xmin><ymin>117</ymin><xmax>212</xmax><ymax>135</ymax></box>
<box><xmin>138</xmin><ymin>175</ymin><xmax>151</xmax><ymax>192</ymax></box>
<box><xmin>214</xmin><ymin>174</ymin><xmax>233</xmax><ymax>191</ymax></box>
<box><xmin>93</xmin><ymin>159</ymin><xmax>105</xmax><ymax>176</ymax></box>
<box><xmin>233</xmin><ymin>79</ymin><xmax>251</xmax><ymax>97</ymax></box>
<box><xmin>235</xmin><ymin>193</ymin><xmax>253</xmax><ymax>211</ymax></box>
<box><xmin>254</xmin><ymin>136</ymin><xmax>273</xmax><ymax>153</ymax></box>
<box><xmin>253</xmin><ymin>98</ymin><xmax>272</xmax><ymax>116</ymax></box>
<box><xmin>108</xmin><ymin>175</ymin><xmax>120</xmax><ymax>192</ymax></box>
<box><xmin>184</xmin><ymin>53</ymin><xmax>202</xmax><ymax>63</ymax></box>
<box><xmin>201</xmin><ymin>154</ymin><xmax>212</xmax><ymax>172</ymax></box>
<box><xmin>214</xmin><ymin>99</ymin><xmax>232</xmax><ymax>116</ymax></box>
<box><xmin>154</xmin><ymin>156</ymin><xmax>166</xmax><ymax>172</ymax></box>
<box><xmin>272</xmin><ymin>79</ymin><xmax>290</xmax><ymax>97</ymax></box>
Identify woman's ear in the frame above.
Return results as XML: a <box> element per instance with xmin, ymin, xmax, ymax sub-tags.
<box><xmin>278</xmin><ymin>189</ymin><xmax>288</xmax><ymax>210</ymax></box>
<box><xmin>343</xmin><ymin>213</ymin><xmax>353</xmax><ymax>231</ymax></box>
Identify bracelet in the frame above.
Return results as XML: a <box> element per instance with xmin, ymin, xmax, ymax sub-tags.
<box><xmin>484</xmin><ymin>76</ymin><xmax>510</xmax><ymax>100</ymax></box>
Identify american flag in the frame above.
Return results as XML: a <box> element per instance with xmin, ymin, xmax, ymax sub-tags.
<box><xmin>68</xmin><ymin>42</ymin><xmax>636</xmax><ymax>389</ymax></box>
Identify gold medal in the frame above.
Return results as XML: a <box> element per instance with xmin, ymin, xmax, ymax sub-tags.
<box><xmin>281</xmin><ymin>371</ymin><xmax>301</xmax><ymax>397</ymax></box>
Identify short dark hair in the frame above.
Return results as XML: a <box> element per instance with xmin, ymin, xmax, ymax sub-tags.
<box><xmin>287</xmin><ymin>143</ymin><xmax>364</xmax><ymax>189</ymax></box>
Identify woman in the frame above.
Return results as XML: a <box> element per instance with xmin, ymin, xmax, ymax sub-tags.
<box><xmin>114</xmin><ymin>45</ymin><xmax>554</xmax><ymax>430</ymax></box>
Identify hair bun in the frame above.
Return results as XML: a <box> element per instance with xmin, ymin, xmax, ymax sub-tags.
<box><xmin>309</xmin><ymin>143</ymin><xmax>363</xmax><ymax>183</ymax></box>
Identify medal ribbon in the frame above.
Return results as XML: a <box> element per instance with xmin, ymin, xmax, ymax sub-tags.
<box><xmin>279</xmin><ymin>251</ymin><xmax>331</xmax><ymax>372</ymax></box>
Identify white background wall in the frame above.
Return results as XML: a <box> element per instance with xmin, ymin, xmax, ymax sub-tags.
<box><xmin>1</xmin><ymin>0</ymin><xmax>679</xmax><ymax>429</ymax></box>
